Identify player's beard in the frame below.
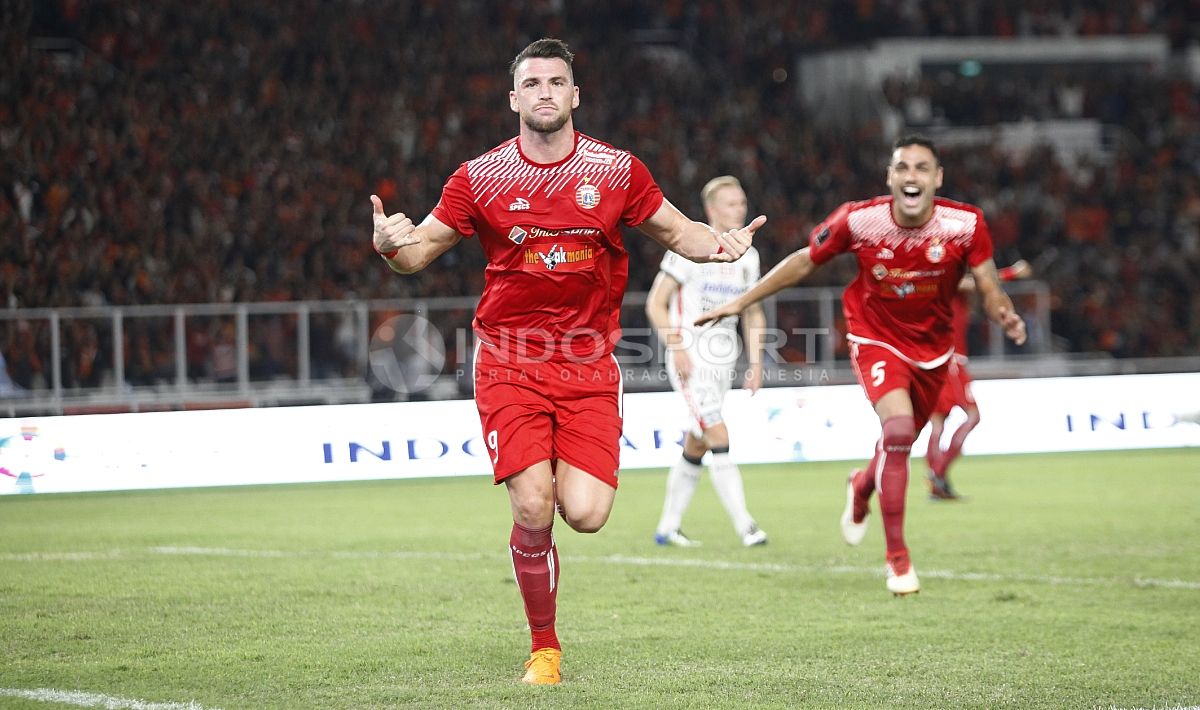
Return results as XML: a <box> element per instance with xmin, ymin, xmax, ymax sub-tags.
<box><xmin>522</xmin><ymin>107</ymin><xmax>571</xmax><ymax>134</ymax></box>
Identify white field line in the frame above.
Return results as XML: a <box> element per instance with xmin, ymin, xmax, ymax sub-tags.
<box><xmin>0</xmin><ymin>687</ymin><xmax>219</xmax><ymax>710</ymax></box>
<box><xmin>1102</xmin><ymin>706</ymin><xmax>1200</xmax><ymax>710</ymax></box>
<box><xmin>600</xmin><ymin>554</ymin><xmax>1200</xmax><ymax>590</ymax></box>
<box><xmin>0</xmin><ymin>551</ymin><xmax>126</xmax><ymax>561</ymax></box>
<box><xmin>150</xmin><ymin>546</ymin><xmax>494</xmax><ymax>562</ymax></box>
<box><xmin>4</xmin><ymin>546</ymin><xmax>1197</xmax><ymax>591</ymax></box>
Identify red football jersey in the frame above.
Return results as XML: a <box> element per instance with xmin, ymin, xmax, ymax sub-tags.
<box><xmin>808</xmin><ymin>196</ymin><xmax>993</xmax><ymax>366</ymax></box>
<box><xmin>432</xmin><ymin>131</ymin><xmax>664</xmax><ymax>360</ymax></box>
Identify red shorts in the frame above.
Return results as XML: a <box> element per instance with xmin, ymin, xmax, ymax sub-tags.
<box><xmin>473</xmin><ymin>344</ymin><xmax>623</xmax><ymax>488</ymax></box>
<box><xmin>848</xmin><ymin>341</ymin><xmax>948</xmax><ymax>430</ymax></box>
<box><xmin>933</xmin><ymin>356</ymin><xmax>976</xmax><ymax>416</ymax></box>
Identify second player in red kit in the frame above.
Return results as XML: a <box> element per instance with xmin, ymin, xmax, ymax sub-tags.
<box><xmin>697</xmin><ymin>135</ymin><xmax>1025</xmax><ymax>596</ymax></box>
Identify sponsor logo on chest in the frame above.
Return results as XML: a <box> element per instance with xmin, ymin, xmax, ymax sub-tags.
<box><xmin>885</xmin><ymin>280</ymin><xmax>940</xmax><ymax>298</ymax></box>
<box><xmin>581</xmin><ymin>149</ymin><xmax>616</xmax><ymax>166</ymax></box>
<box><xmin>521</xmin><ymin>243</ymin><xmax>597</xmax><ymax>272</ymax></box>
<box><xmin>508</xmin><ymin>225</ymin><xmax>602</xmax><ymax>244</ymax></box>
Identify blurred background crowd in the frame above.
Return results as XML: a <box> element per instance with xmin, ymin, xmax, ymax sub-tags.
<box><xmin>2</xmin><ymin>0</ymin><xmax>1198</xmax><ymax>394</ymax></box>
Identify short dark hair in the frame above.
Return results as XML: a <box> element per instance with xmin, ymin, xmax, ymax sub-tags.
<box><xmin>510</xmin><ymin>38</ymin><xmax>575</xmax><ymax>78</ymax></box>
<box><xmin>892</xmin><ymin>134</ymin><xmax>939</xmax><ymax>163</ymax></box>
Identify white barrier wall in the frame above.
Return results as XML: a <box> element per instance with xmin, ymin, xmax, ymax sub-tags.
<box><xmin>2</xmin><ymin>373</ymin><xmax>1198</xmax><ymax>495</ymax></box>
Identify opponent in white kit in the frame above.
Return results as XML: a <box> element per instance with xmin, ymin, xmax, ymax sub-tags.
<box><xmin>645</xmin><ymin>175</ymin><xmax>769</xmax><ymax>548</ymax></box>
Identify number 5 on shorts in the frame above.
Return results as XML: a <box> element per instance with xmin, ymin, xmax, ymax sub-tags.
<box><xmin>486</xmin><ymin>429</ymin><xmax>499</xmax><ymax>464</ymax></box>
<box><xmin>871</xmin><ymin>361</ymin><xmax>886</xmax><ymax>387</ymax></box>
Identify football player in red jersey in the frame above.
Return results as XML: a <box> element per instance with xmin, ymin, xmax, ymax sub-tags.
<box><xmin>697</xmin><ymin>135</ymin><xmax>1025</xmax><ymax>596</ymax></box>
<box><xmin>370</xmin><ymin>38</ymin><xmax>765</xmax><ymax>684</ymax></box>
<box><xmin>926</xmin><ymin>259</ymin><xmax>1032</xmax><ymax>500</ymax></box>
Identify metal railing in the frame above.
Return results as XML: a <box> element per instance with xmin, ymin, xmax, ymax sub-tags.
<box><xmin>0</xmin><ymin>283</ymin><xmax>1053</xmax><ymax>416</ymax></box>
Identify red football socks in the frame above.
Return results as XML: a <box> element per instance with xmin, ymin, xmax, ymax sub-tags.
<box><xmin>509</xmin><ymin>522</ymin><xmax>560</xmax><ymax>652</ymax></box>
<box><xmin>878</xmin><ymin>415</ymin><xmax>916</xmax><ymax>556</ymax></box>
<box><xmin>925</xmin><ymin>428</ymin><xmax>944</xmax><ymax>477</ymax></box>
<box><xmin>933</xmin><ymin>416</ymin><xmax>979</xmax><ymax>478</ymax></box>
<box><xmin>855</xmin><ymin>445</ymin><xmax>880</xmax><ymax>500</ymax></box>
<box><xmin>851</xmin><ymin>445</ymin><xmax>880</xmax><ymax>524</ymax></box>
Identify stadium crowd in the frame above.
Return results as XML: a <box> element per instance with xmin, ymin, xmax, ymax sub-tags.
<box><xmin>2</xmin><ymin>0</ymin><xmax>1197</xmax><ymax>389</ymax></box>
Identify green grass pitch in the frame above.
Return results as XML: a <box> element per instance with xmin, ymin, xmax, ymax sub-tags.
<box><xmin>1</xmin><ymin>448</ymin><xmax>1198</xmax><ymax>709</ymax></box>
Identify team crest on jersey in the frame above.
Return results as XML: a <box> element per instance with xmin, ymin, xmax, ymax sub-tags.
<box><xmin>871</xmin><ymin>263</ymin><xmax>888</xmax><ymax>280</ymax></box>
<box><xmin>925</xmin><ymin>238</ymin><xmax>945</xmax><ymax>263</ymax></box>
<box><xmin>508</xmin><ymin>197</ymin><xmax>530</xmax><ymax>211</ymax></box>
<box><xmin>575</xmin><ymin>178</ymin><xmax>601</xmax><ymax>209</ymax></box>
<box><xmin>875</xmin><ymin>247</ymin><xmax>894</xmax><ymax>260</ymax></box>
<box><xmin>508</xmin><ymin>226</ymin><xmax>528</xmax><ymax>244</ymax></box>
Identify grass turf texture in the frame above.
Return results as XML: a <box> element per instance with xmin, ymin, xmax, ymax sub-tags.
<box><xmin>1</xmin><ymin>448</ymin><xmax>1197</xmax><ymax>709</ymax></box>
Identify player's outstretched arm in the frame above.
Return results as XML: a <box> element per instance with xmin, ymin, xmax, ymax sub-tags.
<box><xmin>999</xmin><ymin>259</ymin><xmax>1033</xmax><ymax>281</ymax></box>
<box><xmin>695</xmin><ymin>248</ymin><xmax>818</xmax><ymax>326</ymax></box>
<box><xmin>961</xmin><ymin>258</ymin><xmax>1033</xmax><ymax>293</ymax></box>
<box><xmin>971</xmin><ymin>258</ymin><xmax>1027</xmax><ymax>346</ymax></box>
<box><xmin>371</xmin><ymin>195</ymin><xmax>462</xmax><ymax>274</ymax></box>
<box><xmin>637</xmin><ymin>198</ymin><xmax>766</xmax><ymax>263</ymax></box>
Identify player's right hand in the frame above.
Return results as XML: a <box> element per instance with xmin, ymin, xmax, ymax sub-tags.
<box><xmin>371</xmin><ymin>195</ymin><xmax>421</xmax><ymax>256</ymax></box>
<box><xmin>671</xmin><ymin>348</ymin><xmax>692</xmax><ymax>382</ymax></box>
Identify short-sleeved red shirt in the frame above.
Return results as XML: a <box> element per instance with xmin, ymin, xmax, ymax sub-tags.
<box><xmin>808</xmin><ymin>196</ymin><xmax>993</xmax><ymax>366</ymax></box>
<box><xmin>431</xmin><ymin>131</ymin><xmax>664</xmax><ymax>361</ymax></box>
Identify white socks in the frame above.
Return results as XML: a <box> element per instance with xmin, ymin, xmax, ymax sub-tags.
<box><xmin>656</xmin><ymin>457</ymin><xmax>702</xmax><ymax>535</ymax></box>
<box><xmin>659</xmin><ymin>451</ymin><xmax>756</xmax><ymax>538</ymax></box>
<box><xmin>708</xmin><ymin>451</ymin><xmax>754</xmax><ymax>535</ymax></box>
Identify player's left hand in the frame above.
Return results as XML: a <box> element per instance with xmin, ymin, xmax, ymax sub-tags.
<box><xmin>710</xmin><ymin>215</ymin><xmax>766</xmax><ymax>262</ymax></box>
<box><xmin>1010</xmin><ymin>259</ymin><xmax>1032</xmax><ymax>280</ymax></box>
<box><xmin>998</xmin><ymin>306</ymin><xmax>1027</xmax><ymax>346</ymax></box>
<box><xmin>671</xmin><ymin>348</ymin><xmax>693</xmax><ymax>383</ymax></box>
